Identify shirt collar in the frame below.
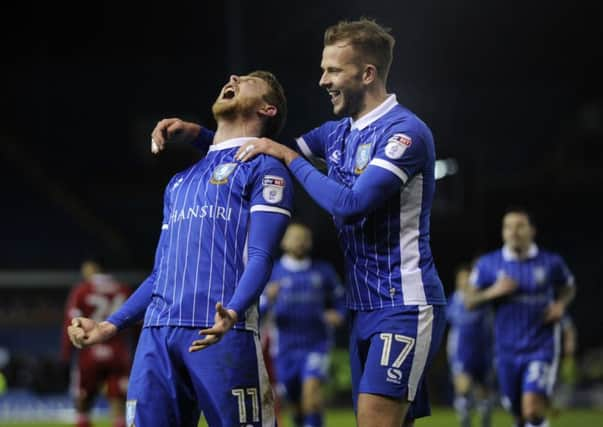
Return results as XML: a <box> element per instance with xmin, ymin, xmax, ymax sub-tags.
<box><xmin>502</xmin><ymin>243</ymin><xmax>539</xmax><ymax>261</ymax></box>
<box><xmin>208</xmin><ymin>137</ymin><xmax>258</xmax><ymax>152</ymax></box>
<box><xmin>350</xmin><ymin>94</ymin><xmax>398</xmax><ymax>131</ymax></box>
<box><xmin>281</xmin><ymin>254</ymin><xmax>311</xmax><ymax>271</ymax></box>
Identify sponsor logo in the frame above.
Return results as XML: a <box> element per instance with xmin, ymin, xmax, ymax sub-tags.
<box><xmin>354</xmin><ymin>143</ymin><xmax>372</xmax><ymax>174</ymax></box>
<box><xmin>169</xmin><ymin>204</ymin><xmax>232</xmax><ymax>224</ymax></box>
<box><xmin>210</xmin><ymin>162</ymin><xmax>237</xmax><ymax>184</ymax></box>
<box><xmin>126</xmin><ymin>400</ymin><xmax>136</xmax><ymax>427</ymax></box>
<box><xmin>386</xmin><ymin>368</ymin><xmax>403</xmax><ymax>384</ymax></box>
<box><xmin>262</xmin><ymin>175</ymin><xmax>285</xmax><ymax>204</ymax></box>
<box><xmin>384</xmin><ymin>133</ymin><xmax>412</xmax><ymax>160</ymax></box>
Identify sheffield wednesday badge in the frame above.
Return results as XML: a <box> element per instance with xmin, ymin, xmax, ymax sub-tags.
<box><xmin>210</xmin><ymin>163</ymin><xmax>237</xmax><ymax>184</ymax></box>
<box><xmin>354</xmin><ymin>143</ymin><xmax>372</xmax><ymax>174</ymax></box>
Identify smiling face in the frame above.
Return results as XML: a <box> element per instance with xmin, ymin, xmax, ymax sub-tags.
<box><xmin>319</xmin><ymin>43</ymin><xmax>366</xmax><ymax>118</ymax></box>
<box><xmin>212</xmin><ymin>74</ymin><xmax>270</xmax><ymax>120</ymax></box>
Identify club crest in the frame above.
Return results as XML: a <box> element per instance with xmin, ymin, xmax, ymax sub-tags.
<box><xmin>354</xmin><ymin>143</ymin><xmax>372</xmax><ymax>174</ymax></box>
<box><xmin>210</xmin><ymin>163</ymin><xmax>237</xmax><ymax>184</ymax></box>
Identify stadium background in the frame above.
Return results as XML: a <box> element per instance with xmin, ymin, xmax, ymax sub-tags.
<box><xmin>1</xmin><ymin>0</ymin><xmax>602</xmax><ymax>424</ymax></box>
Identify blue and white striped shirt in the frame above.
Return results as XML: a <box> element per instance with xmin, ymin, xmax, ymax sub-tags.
<box><xmin>296</xmin><ymin>95</ymin><xmax>446</xmax><ymax>310</ymax></box>
<box><xmin>142</xmin><ymin>137</ymin><xmax>294</xmax><ymax>332</ymax></box>
<box><xmin>471</xmin><ymin>244</ymin><xmax>575</xmax><ymax>359</ymax></box>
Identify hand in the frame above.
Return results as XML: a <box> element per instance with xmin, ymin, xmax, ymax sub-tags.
<box><xmin>189</xmin><ymin>303</ymin><xmax>238</xmax><ymax>352</ymax></box>
<box><xmin>488</xmin><ymin>275</ymin><xmax>518</xmax><ymax>299</ymax></box>
<box><xmin>67</xmin><ymin>318</ymin><xmax>117</xmax><ymax>349</ymax></box>
<box><xmin>265</xmin><ymin>282</ymin><xmax>280</xmax><ymax>304</ymax></box>
<box><xmin>150</xmin><ymin>118</ymin><xmax>201</xmax><ymax>154</ymax></box>
<box><xmin>543</xmin><ymin>301</ymin><xmax>565</xmax><ymax>324</ymax></box>
<box><xmin>323</xmin><ymin>309</ymin><xmax>344</xmax><ymax>328</ymax></box>
<box><xmin>235</xmin><ymin>138</ymin><xmax>299</xmax><ymax>165</ymax></box>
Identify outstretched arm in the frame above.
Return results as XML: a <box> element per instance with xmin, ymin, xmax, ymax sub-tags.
<box><xmin>150</xmin><ymin>118</ymin><xmax>214</xmax><ymax>155</ymax></box>
<box><xmin>235</xmin><ymin>138</ymin><xmax>403</xmax><ymax>220</ymax></box>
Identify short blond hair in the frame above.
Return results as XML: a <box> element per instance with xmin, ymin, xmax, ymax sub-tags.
<box><xmin>249</xmin><ymin>70</ymin><xmax>287</xmax><ymax>138</ymax></box>
<box><xmin>324</xmin><ymin>18</ymin><xmax>395</xmax><ymax>82</ymax></box>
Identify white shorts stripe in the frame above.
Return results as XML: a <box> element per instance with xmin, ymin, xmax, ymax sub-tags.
<box><xmin>407</xmin><ymin>305</ymin><xmax>434</xmax><ymax>401</ymax></box>
<box><xmin>253</xmin><ymin>334</ymin><xmax>276</xmax><ymax>427</ymax></box>
<box><xmin>369</xmin><ymin>158</ymin><xmax>408</xmax><ymax>183</ymax></box>
<box><xmin>250</xmin><ymin>205</ymin><xmax>291</xmax><ymax>217</ymax></box>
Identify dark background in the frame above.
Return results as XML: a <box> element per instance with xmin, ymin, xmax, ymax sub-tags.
<box><xmin>2</xmin><ymin>0</ymin><xmax>602</xmax><ymax>355</ymax></box>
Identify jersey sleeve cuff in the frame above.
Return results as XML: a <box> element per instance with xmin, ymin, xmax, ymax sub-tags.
<box><xmin>369</xmin><ymin>158</ymin><xmax>408</xmax><ymax>183</ymax></box>
<box><xmin>250</xmin><ymin>205</ymin><xmax>291</xmax><ymax>217</ymax></box>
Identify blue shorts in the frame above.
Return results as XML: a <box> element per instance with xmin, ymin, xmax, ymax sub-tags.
<box><xmin>349</xmin><ymin>304</ymin><xmax>446</xmax><ymax>420</ymax></box>
<box><xmin>126</xmin><ymin>326</ymin><xmax>274</xmax><ymax>427</ymax></box>
<box><xmin>496</xmin><ymin>354</ymin><xmax>558</xmax><ymax>417</ymax></box>
<box><xmin>447</xmin><ymin>329</ymin><xmax>494</xmax><ymax>385</ymax></box>
<box><xmin>274</xmin><ymin>348</ymin><xmax>329</xmax><ymax>403</ymax></box>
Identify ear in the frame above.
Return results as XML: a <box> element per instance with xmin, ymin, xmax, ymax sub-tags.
<box><xmin>258</xmin><ymin>104</ymin><xmax>277</xmax><ymax>118</ymax></box>
<box><xmin>362</xmin><ymin>64</ymin><xmax>378</xmax><ymax>85</ymax></box>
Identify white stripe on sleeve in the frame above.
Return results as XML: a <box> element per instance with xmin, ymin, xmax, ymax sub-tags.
<box><xmin>369</xmin><ymin>158</ymin><xmax>408</xmax><ymax>183</ymax></box>
<box><xmin>250</xmin><ymin>205</ymin><xmax>291</xmax><ymax>217</ymax></box>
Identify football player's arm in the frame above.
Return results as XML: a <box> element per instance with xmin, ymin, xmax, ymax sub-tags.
<box><xmin>60</xmin><ymin>286</ymin><xmax>82</xmax><ymax>362</ymax></box>
<box><xmin>150</xmin><ymin>118</ymin><xmax>215</xmax><ymax>155</ymax></box>
<box><xmin>544</xmin><ymin>256</ymin><xmax>576</xmax><ymax>323</ymax></box>
<box><xmin>464</xmin><ymin>263</ymin><xmax>517</xmax><ymax>309</ymax></box>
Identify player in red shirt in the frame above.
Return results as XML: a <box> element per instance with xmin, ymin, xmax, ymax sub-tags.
<box><xmin>61</xmin><ymin>259</ymin><xmax>133</xmax><ymax>427</ymax></box>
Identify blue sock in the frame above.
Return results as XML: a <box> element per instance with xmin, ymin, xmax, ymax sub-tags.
<box><xmin>303</xmin><ymin>412</ymin><xmax>323</xmax><ymax>427</ymax></box>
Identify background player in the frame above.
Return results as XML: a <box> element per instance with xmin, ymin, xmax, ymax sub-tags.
<box><xmin>261</xmin><ymin>222</ymin><xmax>346</xmax><ymax>427</ymax></box>
<box><xmin>67</xmin><ymin>71</ymin><xmax>293</xmax><ymax>426</ymax></box>
<box><xmin>446</xmin><ymin>263</ymin><xmax>495</xmax><ymax>427</ymax></box>
<box><xmin>466</xmin><ymin>207</ymin><xmax>576</xmax><ymax>427</ymax></box>
<box><xmin>61</xmin><ymin>259</ymin><xmax>132</xmax><ymax>427</ymax></box>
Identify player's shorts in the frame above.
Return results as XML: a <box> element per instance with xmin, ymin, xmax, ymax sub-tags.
<box><xmin>349</xmin><ymin>304</ymin><xmax>446</xmax><ymax>420</ymax></box>
<box><xmin>126</xmin><ymin>326</ymin><xmax>275</xmax><ymax>427</ymax></box>
<box><xmin>274</xmin><ymin>347</ymin><xmax>330</xmax><ymax>403</ymax></box>
<box><xmin>447</xmin><ymin>328</ymin><xmax>494</xmax><ymax>384</ymax></box>
<box><xmin>74</xmin><ymin>345</ymin><xmax>130</xmax><ymax>400</ymax></box>
<box><xmin>496</xmin><ymin>354</ymin><xmax>558</xmax><ymax>416</ymax></box>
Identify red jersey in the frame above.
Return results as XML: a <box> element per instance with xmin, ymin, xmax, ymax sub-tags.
<box><xmin>61</xmin><ymin>273</ymin><xmax>133</xmax><ymax>363</ymax></box>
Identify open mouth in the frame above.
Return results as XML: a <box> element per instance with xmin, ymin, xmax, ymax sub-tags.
<box><xmin>222</xmin><ymin>87</ymin><xmax>236</xmax><ymax>99</ymax></box>
<box><xmin>327</xmin><ymin>90</ymin><xmax>341</xmax><ymax>103</ymax></box>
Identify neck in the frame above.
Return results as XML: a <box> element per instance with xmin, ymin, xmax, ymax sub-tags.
<box><xmin>351</xmin><ymin>83</ymin><xmax>389</xmax><ymax>121</ymax></box>
<box><xmin>213</xmin><ymin>116</ymin><xmax>263</xmax><ymax>145</ymax></box>
<box><xmin>511</xmin><ymin>244</ymin><xmax>531</xmax><ymax>258</ymax></box>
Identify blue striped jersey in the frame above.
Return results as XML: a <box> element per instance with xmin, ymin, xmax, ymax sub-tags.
<box><xmin>143</xmin><ymin>137</ymin><xmax>294</xmax><ymax>332</ymax></box>
<box><xmin>471</xmin><ymin>244</ymin><xmax>575</xmax><ymax>359</ymax></box>
<box><xmin>295</xmin><ymin>95</ymin><xmax>445</xmax><ymax>310</ymax></box>
<box><xmin>263</xmin><ymin>255</ymin><xmax>346</xmax><ymax>356</ymax></box>
<box><xmin>446</xmin><ymin>290</ymin><xmax>493</xmax><ymax>360</ymax></box>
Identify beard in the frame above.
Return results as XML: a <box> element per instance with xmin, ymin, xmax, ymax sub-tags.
<box><xmin>334</xmin><ymin>87</ymin><xmax>365</xmax><ymax>118</ymax></box>
<box><xmin>212</xmin><ymin>96</ymin><xmax>259</xmax><ymax>122</ymax></box>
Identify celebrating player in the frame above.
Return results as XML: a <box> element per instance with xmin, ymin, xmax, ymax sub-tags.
<box><xmin>446</xmin><ymin>263</ymin><xmax>495</xmax><ymax>427</ymax></box>
<box><xmin>261</xmin><ymin>222</ymin><xmax>346</xmax><ymax>427</ymax></box>
<box><xmin>151</xmin><ymin>18</ymin><xmax>447</xmax><ymax>427</ymax></box>
<box><xmin>61</xmin><ymin>259</ymin><xmax>132</xmax><ymax>427</ymax></box>
<box><xmin>466</xmin><ymin>207</ymin><xmax>576</xmax><ymax>427</ymax></box>
<box><xmin>68</xmin><ymin>71</ymin><xmax>293</xmax><ymax>426</ymax></box>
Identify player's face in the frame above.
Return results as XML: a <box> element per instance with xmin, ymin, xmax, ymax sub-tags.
<box><xmin>281</xmin><ymin>224</ymin><xmax>312</xmax><ymax>258</ymax></box>
<box><xmin>212</xmin><ymin>74</ymin><xmax>269</xmax><ymax>119</ymax></box>
<box><xmin>502</xmin><ymin>212</ymin><xmax>535</xmax><ymax>252</ymax></box>
<box><xmin>80</xmin><ymin>261</ymin><xmax>100</xmax><ymax>281</ymax></box>
<box><xmin>319</xmin><ymin>43</ymin><xmax>366</xmax><ymax>118</ymax></box>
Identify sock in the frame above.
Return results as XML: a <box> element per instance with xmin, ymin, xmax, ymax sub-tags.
<box><xmin>113</xmin><ymin>415</ymin><xmax>126</xmax><ymax>427</ymax></box>
<box><xmin>525</xmin><ymin>418</ymin><xmax>549</xmax><ymax>427</ymax></box>
<box><xmin>76</xmin><ymin>413</ymin><xmax>91</xmax><ymax>427</ymax></box>
<box><xmin>477</xmin><ymin>397</ymin><xmax>493</xmax><ymax>427</ymax></box>
<box><xmin>303</xmin><ymin>412</ymin><xmax>323</xmax><ymax>427</ymax></box>
<box><xmin>454</xmin><ymin>395</ymin><xmax>472</xmax><ymax>427</ymax></box>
